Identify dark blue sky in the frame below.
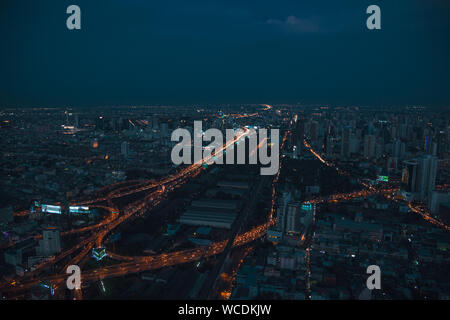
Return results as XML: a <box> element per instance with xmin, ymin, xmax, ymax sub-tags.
<box><xmin>1</xmin><ymin>0</ymin><xmax>449</xmax><ymax>107</ymax></box>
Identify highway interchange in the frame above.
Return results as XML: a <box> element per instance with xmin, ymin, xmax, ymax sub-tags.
<box><xmin>1</xmin><ymin>108</ymin><xmax>448</xmax><ymax>299</ymax></box>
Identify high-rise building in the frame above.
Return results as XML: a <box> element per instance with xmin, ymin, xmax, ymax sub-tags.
<box><xmin>350</xmin><ymin>137</ymin><xmax>360</xmax><ymax>154</ymax></box>
<box><xmin>401</xmin><ymin>155</ymin><xmax>438</xmax><ymax>201</ymax></box>
<box><xmin>401</xmin><ymin>159</ymin><xmax>419</xmax><ymax>195</ymax></box>
<box><xmin>285</xmin><ymin>203</ymin><xmax>300</xmax><ymax>235</ymax></box>
<box><xmin>325</xmin><ymin>135</ymin><xmax>333</xmax><ymax>157</ymax></box>
<box><xmin>341</xmin><ymin>126</ymin><xmax>351</xmax><ymax>158</ymax></box>
<box><xmin>363</xmin><ymin>134</ymin><xmax>376</xmax><ymax>159</ymax></box>
<box><xmin>429</xmin><ymin>191</ymin><xmax>450</xmax><ymax>214</ymax></box>
<box><xmin>121</xmin><ymin>141</ymin><xmax>130</xmax><ymax>158</ymax></box>
<box><xmin>295</xmin><ymin>117</ymin><xmax>305</xmax><ymax>153</ymax></box>
<box><xmin>387</xmin><ymin>157</ymin><xmax>398</xmax><ymax>172</ymax></box>
<box><xmin>375</xmin><ymin>142</ymin><xmax>384</xmax><ymax>159</ymax></box>
<box><xmin>152</xmin><ymin>116</ymin><xmax>159</xmax><ymax>129</ymax></box>
<box><xmin>392</xmin><ymin>139</ymin><xmax>405</xmax><ymax>158</ymax></box>
<box><xmin>309</xmin><ymin>121</ymin><xmax>318</xmax><ymax>142</ymax></box>
<box><xmin>391</xmin><ymin>126</ymin><xmax>397</xmax><ymax>140</ymax></box>
<box><xmin>423</xmin><ymin>128</ymin><xmax>432</xmax><ymax>153</ymax></box>
<box><xmin>292</xmin><ymin>145</ymin><xmax>299</xmax><ymax>159</ymax></box>
<box><xmin>437</xmin><ymin>130</ymin><xmax>448</xmax><ymax>157</ymax></box>
<box><xmin>37</xmin><ymin>228</ymin><xmax>61</xmax><ymax>256</ymax></box>
<box><xmin>276</xmin><ymin>192</ymin><xmax>291</xmax><ymax>235</ymax></box>
<box><xmin>267</xmin><ymin>192</ymin><xmax>291</xmax><ymax>244</ymax></box>
<box><xmin>160</xmin><ymin>123</ymin><xmax>169</xmax><ymax>138</ymax></box>
<box><xmin>417</xmin><ymin>155</ymin><xmax>438</xmax><ymax>201</ymax></box>
<box><xmin>300</xmin><ymin>203</ymin><xmax>314</xmax><ymax>226</ymax></box>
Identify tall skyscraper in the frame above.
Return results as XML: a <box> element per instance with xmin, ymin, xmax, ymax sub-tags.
<box><xmin>152</xmin><ymin>116</ymin><xmax>159</xmax><ymax>129</ymax></box>
<box><xmin>160</xmin><ymin>123</ymin><xmax>169</xmax><ymax>138</ymax></box>
<box><xmin>392</xmin><ymin>139</ymin><xmax>405</xmax><ymax>158</ymax></box>
<box><xmin>295</xmin><ymin>117</ymin><xmax>305</xmax><ymax>153</ymax></box>
<box><xmin>401</xmin><ymin>159</ymin><xmax>419</xmax><ymax>195</ymax></box>
<box><xmin>363</xmin><ymin>134</ymin><xmax>376</xmax><ymax>159</ymax></box>
<box><xmin>309</xmin><ymin>121</ymin><xmax>318</xmax><ymax>143</ymax></box>
<box><xmin>401</xmin><ymin>155</ymin><xmax>438</xmax><ymax>201</ymax></box>
<box><xmin>325</xmin><ymin>135</ymin><xmax>333</xmax><ymax>158</ymax></box>
<box><xmin>350</xmin><ymin>137</ymin><xmax>360</xmax><ymax>154</ymax></box>
<box><xmin>275</xmin><ymin>192</ymin><xmax>291</xmax><ymax>235</ymax></box>
<box><xmin>417</xmin><ymin>155</ymin><xmax>438</xmax><ymax>201</ymax></box>
<box><xmin>121</xmin><ymin>141</ymin><xmax>130</xmax><ymax>158</ymax></box>
<box><xmin>341</xmin><ymin>126</ymin><xmax>351</xmax><ymax>158</ymax></box>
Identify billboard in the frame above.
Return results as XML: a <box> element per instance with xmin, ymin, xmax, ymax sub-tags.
<box><xmin>377</xmin><ymin>175</ymin><xmax>389</xmax><ymax>182</ymax></box>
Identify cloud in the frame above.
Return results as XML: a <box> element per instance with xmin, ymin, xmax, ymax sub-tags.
<box><xmin>266</xmin><ymin>15</ymin><xmax>321</xmax><ymax>33</ymax></box>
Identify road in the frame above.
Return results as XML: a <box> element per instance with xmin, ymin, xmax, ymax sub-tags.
<box><xmin>198</xmin><ymin>174</ymin><xmax>270</xmax><ymax>299</ymax></box>
<box><xmin>5</xmin><ymin>109</ymin><xmax>447</xmax><ymax>299</ymax></box>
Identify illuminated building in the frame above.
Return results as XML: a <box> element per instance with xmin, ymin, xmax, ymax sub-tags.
<box><xmin>402</xmin><ymin>160</ymin><xmax>417</xmax><ymax>191</ymax></box>
<box><xmin>41</xmin><ymin>204</ymin><xmax>62</xmax><ymax>215</ymax></box>
<box><xmin>267</xmin><ymin>192</ymin><xmax>292</xmax><ymax>244</ymax></box>
<box><xmin>298</xmin><ymin>202</ymin><xmax>314</xmax><ymax>227</ymax></box>
<box><xmin>69</xmin><ymin>206</ymin><xmax>90</xmax><ymax>214</ymax></box>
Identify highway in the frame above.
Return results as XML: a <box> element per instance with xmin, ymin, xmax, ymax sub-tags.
<box><xmin>4</xmin><ymin>110</ymin><xmax>447</xmax><ymax>299</ymax></box>
<box><xmin>2</xmin><ymin>127</ymin><xmax>377</xmax><ymax>297</ymax></box>
<box><xmin>304</xmin><ymin>139</ymin><xmax>450</xmax><ymax>232</ymax></box>
<box><xmin>0</xmin><ymin>125</ymin><xmax>258</xmax><ymax>297</ymax></box>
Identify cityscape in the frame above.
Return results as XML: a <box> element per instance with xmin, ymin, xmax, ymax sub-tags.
<box><xmin>0</xmin><ymin>0</ymin><xmax>449</xmax><ymax>307</ymax></box>
<box><xmin>0</xmin><ymin>104</ymin><xmax>449</xmax><ymax>300</ymax></box>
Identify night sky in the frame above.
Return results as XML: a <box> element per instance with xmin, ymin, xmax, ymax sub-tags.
<box><xmin>1</xmin><ymin>0</ymin><xmax>450</xmax><ymax>107</ymax></box>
